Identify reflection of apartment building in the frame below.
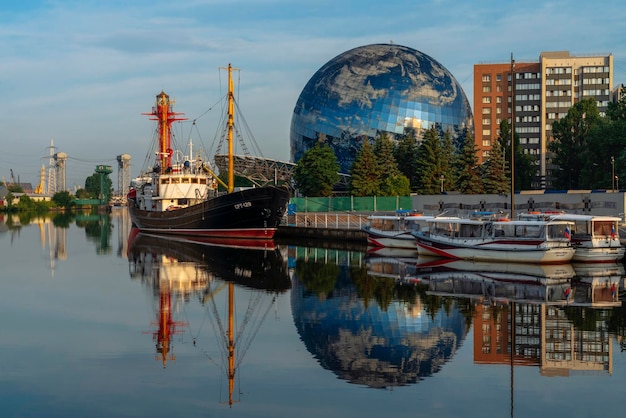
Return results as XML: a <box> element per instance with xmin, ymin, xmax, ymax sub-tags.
<box><xmin>474</xmin><ymin>303</ymin><xmax>541</xmax><ymax>366</ymax></box>
<box><xmin>541</xmin><ymin>306</ymin><xmax>613</xmax><ymax>376</ymax></box>
<box><xmin>473</xmin><ymin>303</ymin><xmax>613</xmax><ymax>375</ymax></box>
<box><xmin>474</xmin><ymin>51</ymin><xmax>613</xmax><ymax>189</ymax></box>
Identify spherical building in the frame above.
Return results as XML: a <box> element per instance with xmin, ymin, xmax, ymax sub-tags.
<box><xmin>290</xmin><ymin>43</ymin><xmax>473</xmax><ymax>174</ymax></box>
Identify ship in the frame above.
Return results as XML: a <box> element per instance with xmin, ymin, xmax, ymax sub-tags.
<box><xmin>127</xmin><ymin>64</ymin><xmax>291</xmax><ymax>239</ymax></box>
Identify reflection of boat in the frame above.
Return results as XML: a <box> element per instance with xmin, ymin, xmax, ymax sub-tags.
<box><xmin>414</xmin><ymin>258</ymin><xmax>575</xmax><ymax>304</ymax></box>
<box><xmin>365</xmin><ymin>251</ymin><xmax>421</xmax><ymax>285</ymax></box>
<box><xmin>127</xmin><ymin>64</ymin><xmax>290</xmax><ymax>239</ymax></box>
<box><xmin>362</xmin><ymin>212</ymin><xmax>432</xmax><ymax>249</ymax></box>
<box><xmin>413</xmin><ymin>217</ymin><xmax>575</xmax><ymax>264</ymax></box>
<box><xmin>128</xmin><ymin>230</ymin><xmax>290</xmax><ymax>406</ymax></box>
<box><xmin>570</xmin><ymin>262</ymin><xmax>624</xmax><ymax>307</ymax></box>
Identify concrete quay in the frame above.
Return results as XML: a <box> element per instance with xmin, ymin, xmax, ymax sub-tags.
<box><xmin>276</xmin><ymin>212</ymin><xmax>369</xmax><ymax>246</ymax></box>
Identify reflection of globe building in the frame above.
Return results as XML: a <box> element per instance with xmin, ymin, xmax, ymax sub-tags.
<box><xmin>291</xmin><ymin>270</ymin><xmax>467</xmax><ymax>388</ymax></box>
<box><xmin>290</xmin><ymin>43</ymin><xmax>473</xmax><ymax>174</ymax></box>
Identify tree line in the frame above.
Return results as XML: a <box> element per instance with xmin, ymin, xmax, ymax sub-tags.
<box><xmin>293</xmin><ymin>90</ymin><xmax>626</xmax><ymax>197</ymax></box>
<box><xmin>293</xmin><ymin>126</ymin><xmax>532</xmax><ymax>197</ymax></box>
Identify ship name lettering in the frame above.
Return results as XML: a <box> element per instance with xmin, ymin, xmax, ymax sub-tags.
<box><xmin>234</xmin><ymin>201</ymin><xmax>252</xmax><ymax>210</ymax></box>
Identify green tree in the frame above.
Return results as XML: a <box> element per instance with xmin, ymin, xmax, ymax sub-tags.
<box><xmin>394</xmin><ymin>130</ymin><xmax>420</xmax><ymax>190</ymax></box>
<box><xmin>293</xmin><ymin>142</ymin><xmax>340</xmax><ymax>197</ymax></box>
<box><xmin>548</xmin><ymin>98</ymin><xmax>601</xmax><ymax>189</ymax></box>
<box><xmin>381</xmin><ymin>173</ymin><xmax>411</xmax><ymax>196</ymax></box>
<box><xmin>52</xmin><ymin>191</ymin><xmax>76</xmax><ymax>210</ymax></box>
<box><xmin>350</xmin><ymin>139</ymin><xmax>381</xmax><ymax>196</ymax></box>
<box><xmin>500</xmin><ymin>120</ymin><xmax>534</xmax><ymax>190</ymax></box>
<box><xmin>8</xmin><ymin>184</ymin><xmax>23</xmax><ymax>193</ymax></box>
<box><xmin>607</xmin><ymin>84</ymin><xmax>626</xmax><ymax>121</ymax></box>
<box><xmin>374</xmin><ymin>133</ymin><xmax>410</xmax><ymax>196</ymax></box>
<box><xmin>440</xmin><ymin>129</ymin><xmax>458</xmax><ymax>193</ymax></box>
<box><xmin>75</xmin><ymin>188</ymin><xmax>91</xmax><ymax>199</ymax></box>
<box><xmin>456</xmin><ymin>131</ymin><xmax>484</xmax><ymax>194</ymax></box>
<box><xmin>580</xmin><ymin>118</ymin><xmax>626</xmax><ymax>189</ymax></box>
<box><xmin>482</xmin><ymin>135</ymin><xmax>509</xmax><ymax>194</ymax></box>
<box><xmin>415</xmin><ymin>127</ymin><xmax>442</xmax><ymax>194</ymax></box>
<box><xmin>84</xmin><ymin>173</ymin><xmax>113</xmax><ymax>200</ymax></box>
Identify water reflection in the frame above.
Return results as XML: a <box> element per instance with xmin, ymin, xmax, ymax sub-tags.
<box><xmin>365</xmin><ymin>249</ymin><xmax>625</xmax><ymax>378</ymax></box>
<box><xmin>289</xmin><ymin>246</ymin><xmax>469</xmax><ymax>388</ymax></box>
<box><xmin>127</xmin><ymin>231</ymin><xmax>290</xmax><ymax>406</ymax></box>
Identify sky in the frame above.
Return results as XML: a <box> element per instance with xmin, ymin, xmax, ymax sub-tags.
<box><xmin>2</xmin><ymin>0</ymin><xmax>626</xmax><ymax>191</ymax></box>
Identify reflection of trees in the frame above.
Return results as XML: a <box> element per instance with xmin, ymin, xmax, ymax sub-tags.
<box><xmin>295</xmin><ymin>259</ymin><xmax>339</xmax><ymax>297</ymax></box>
<box><xmin>52</xmin><ymin>213</ymin><xmax>74</xmax><ymax>228</ymax></box>
<box><xmin>76</xmin><ymin>214</ymin><xmax>113</xmax><ymax>255</ymax></box>
<box><xmin>563</xmin><ymin>306</ymin><xmax>611</xmax><ymax>332</ymax></box>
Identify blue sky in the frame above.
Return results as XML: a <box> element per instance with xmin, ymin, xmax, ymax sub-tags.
<box><xmin>2</xmin><ymin>0</ymin><xmax>626</xmax><ymax>190</ymax></box>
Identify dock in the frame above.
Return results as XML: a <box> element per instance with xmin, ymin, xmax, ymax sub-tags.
<box><xmin>277</xmin><ymin>212</ymin><xmax>368</xmax><ymax>246</ymax></box>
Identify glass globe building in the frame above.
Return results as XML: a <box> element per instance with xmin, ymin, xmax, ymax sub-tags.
<box><xmin>290</xmin><ymin>43</ymin><xmax>473</xmax><ymax>174</ymax></box>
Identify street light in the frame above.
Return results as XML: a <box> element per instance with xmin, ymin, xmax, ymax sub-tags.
<box><xmin>440</xmin><ymin>175</ymin><xmax>445</xmax><ymax>194</ymax></box>
<box><xmin>612</xmin><ymin>156</ymin><xmax>615</xmax><ymax>192</ymax></box>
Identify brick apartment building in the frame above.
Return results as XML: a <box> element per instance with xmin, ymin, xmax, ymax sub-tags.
<box><xmin>474</xmin><ymin>51</ymin><xmax>613</xmax><ymax>189</ymax></box>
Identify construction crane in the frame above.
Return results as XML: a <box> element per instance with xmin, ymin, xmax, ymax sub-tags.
<box><xmin>10</xmin><ymin>169</ymin><xmax>16</xmax><ymax>185</ymax></box>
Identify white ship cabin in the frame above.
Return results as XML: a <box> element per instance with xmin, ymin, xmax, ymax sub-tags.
<box><xmin>367</xmin><ymin>212</ymin><xmax>431</xmax><ymax>234</ymax></box>
<box><xmin>491</xmin><ymin>220</ymin><xmax>572</xmax><ymax>241</ymax></box>
<box><xmin>131</xmin><ymin>160</ymin><xmax>218</xmax><ymax>211</ymax></box>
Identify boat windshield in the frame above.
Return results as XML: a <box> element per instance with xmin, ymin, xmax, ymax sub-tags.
<box><xmin>493</xmin><ymin>223</ymin><xmax>543</xmax><ymax>238</ymax></box>
<box><xmin>546</xmin><ymin>223</ymin><xmax>571</xmax><ymax>240</ymax></box>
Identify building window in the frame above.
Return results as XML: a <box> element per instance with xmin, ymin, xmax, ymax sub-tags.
<box><xmin>482</xmin><ymin>96</ymin><xmax>492</xmax><ymax>104</ymax></box>
<box><xmin>482</xmin><ymin>86</ymin><xmax>492</xmax><ymax>93</ymax></box>
<box><xmin>482</xmin><ymin>139</ymin><xmax>491</xmax><ymax>147</ymax></box>
<box><xmin>482</xmin><ymin>74</ymin><xmax>491</xmax><ymax>82</ymax></box>
<box><xmin>482</xmin><ymin>107</ymin><xmax>491</xmax><ymax>114</ymax></box>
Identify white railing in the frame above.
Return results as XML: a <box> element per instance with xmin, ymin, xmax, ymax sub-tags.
<box><xmin>283</xmin><ymin>213</ymin><xmax>369</xmax><ymax>230</ymax></box>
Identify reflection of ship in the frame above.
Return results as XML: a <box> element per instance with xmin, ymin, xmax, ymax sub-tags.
<box><xmin>128</xmin><ymin>230</ymin><xmax>290</xmax><ymax>405</ymax></box>
<box><xmin>414</xmin><ymin>258</ymin><xmax>575</xmax><ymax>305</ymax></box>
<box><xmin>570</xmin><ymin>262</ymin><xmax>624</xmax><ymax>307</ymax></box>
<box><xmin>128</xmin><ymin>230</ymin><xmax>290</xmax><ymax>291</ymax></box>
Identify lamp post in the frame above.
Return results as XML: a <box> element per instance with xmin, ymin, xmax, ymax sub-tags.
<box><xmin>611</xmin><ymin>156</ymin><xmax>615</xmax><ymax>192</ymax></box>
<box><xmin>440</xmin><ymin>175</ymin><xmax>445</xmax><ymax>193</ymax></box>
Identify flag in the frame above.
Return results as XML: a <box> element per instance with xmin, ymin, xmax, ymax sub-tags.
<box><xmin>611</xmin><ymin>225</ymin><xmax>616</xmax><ymax>240</ymax></box>
<box><xmin>564</xmin><ymin>226</ymin><xmax>571</xmax><ymax>240</ymax></box>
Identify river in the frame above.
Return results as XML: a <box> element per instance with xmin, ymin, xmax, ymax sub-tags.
<box><xmin>1</xmin><ymin>208</ymin><xmax>625</xmax><ymax>418</ymax></box>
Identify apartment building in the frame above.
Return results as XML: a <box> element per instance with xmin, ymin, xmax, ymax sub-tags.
<box><xmin>474</xmin><ymin>51</ymin><xmax>613</xmax><ymax>189</ymax></box>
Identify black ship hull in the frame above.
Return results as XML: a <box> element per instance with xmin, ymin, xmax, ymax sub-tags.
<box><xmin>128</xmin><ymin>185</ymin><xmax>290</xmax><ymax>239</ymax></box>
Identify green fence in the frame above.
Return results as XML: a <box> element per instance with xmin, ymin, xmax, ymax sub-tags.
<box><xmin>289</xmin><ymin>196</ymin><xmax>413</xmax><ymax>213</ymax></box>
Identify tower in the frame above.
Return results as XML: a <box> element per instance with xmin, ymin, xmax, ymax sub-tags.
<box><xmin>117</xmin><ymin>154</ymin><xmax>131</xmax><ymax>198</ymax></box>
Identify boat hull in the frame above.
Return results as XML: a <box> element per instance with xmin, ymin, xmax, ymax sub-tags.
<box><xmin>128</xmin><ymin>186</ymin><xmax>290</xmax><ymax>239</ymax></box>
<box><xmin>364</xmin><ymin>231</ymin><xmax>416</xmax><ymax>249</ymax></box>
<box><xmin>414</xmin><ymin>236</ymin><xmax>575</xmax><ymax>264</ymax></box>
<box><xmin>571</xmin><ymin>243</ymin><xmax>625</xmax><ymax>263</ymax></box>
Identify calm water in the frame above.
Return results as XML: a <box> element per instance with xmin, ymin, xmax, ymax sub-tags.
<box><xmin>2</xmin><ymin>209</ymin><xmax>626</xmax><ymax>418</ymax></box>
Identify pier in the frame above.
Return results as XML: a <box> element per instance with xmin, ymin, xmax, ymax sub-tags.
<box><xmin>277</xmin><ymin>212</ymin><xmax>368</xmax><ymax>247</ymax></box>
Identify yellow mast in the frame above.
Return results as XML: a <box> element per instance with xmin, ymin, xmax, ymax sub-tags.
<box><xmin>225</xmin><ymin>64</ymin><xmax>237</xmax><ymax>193</ymax></box>
<box><xmin>227</xmin><ymin>281</ymin><xmax>235</xmax><ymax>406</ymax></box>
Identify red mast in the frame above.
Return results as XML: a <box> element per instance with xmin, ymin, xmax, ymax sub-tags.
<box><xmin>143</xmin><ymin>91</ymin><xmax>187</xmax><ymax>172</ymax></box>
